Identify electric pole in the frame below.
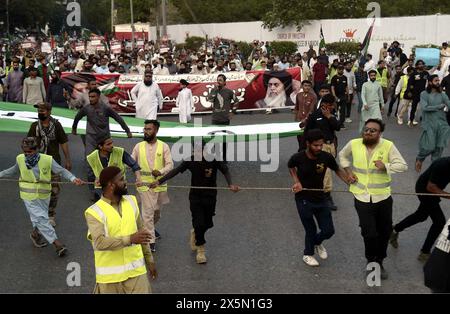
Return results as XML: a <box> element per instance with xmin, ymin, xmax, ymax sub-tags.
<box><xmin>161</xmin><ymin>0</ymin><xmax>167</xmax><ymax>37</ymax></box>
<box><xmin>130</xmin><ymin>0</ymin><xmax>135</xmax><ymax>48</ymax></box>
<box><xmin>111</xmin><ymin>0</ymin><xmax>114</xmax><ymax>34</ymax></box>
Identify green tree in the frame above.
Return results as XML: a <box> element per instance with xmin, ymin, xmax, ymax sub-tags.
<box><xmin>262</xmin><ymin>0</ymin><xmax>450</xmax><ymax>30</ymax></box>
<box><xmin>270</xmin><ymin>41</ymin><xmax>298</xmax><ymax>56</ymax></box>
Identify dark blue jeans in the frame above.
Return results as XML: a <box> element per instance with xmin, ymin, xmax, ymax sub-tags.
<box><xmin>295</xmin><ymin>198</ymin><xmax>335</xmax><ymax>256</ymax></box>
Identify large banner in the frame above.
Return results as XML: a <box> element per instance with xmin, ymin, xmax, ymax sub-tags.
<box><xmin>61</xmin><ymin>68</ymin><xmax>301</xmax><ymax>115</ymax></box>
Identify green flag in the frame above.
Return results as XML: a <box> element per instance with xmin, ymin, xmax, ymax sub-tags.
<box><xmin>319</xmin><ymin>25</ymin><xmax>326</xmax><ymax>50</ymax></box>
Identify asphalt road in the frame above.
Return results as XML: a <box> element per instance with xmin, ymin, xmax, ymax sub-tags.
<box><xmin>0</xmin><ymin>108</ymin><xmax>448</xmax><ymax>294</ymax></box>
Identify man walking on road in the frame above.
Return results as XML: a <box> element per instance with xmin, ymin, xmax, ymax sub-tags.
<box><xmin>132</xmin><ymin>120</ymin><xmax>174</xmax><ymax>252</ymax></box>
<box><xmin>390</xmin><ymin>157</ymin><xmax>450</xmax><ymax>262</ymax></box>
<box><xmin>131</xmin><ymin>71</ymin><xmax>164</xmax><ymax>120</ymax></box>
<box><xmin>0</xmin><ymin>138</ymin><xmax>83</xmax><ymax>257</ymax></box>
<box><xmin>339</xmin><ymin>119</ymin><xmax>408</xmax><ymax>279</ymax></box>
<box><xmin>289</xmin><ymin>129</ymin><xmax>350</xmax><ymax>267</ymax></box>
<box><xmin>27</xmin><ymin>102</ymin><xmax>72</xmax><ymax>227</ymax></box>
<box><xmin>85</xmin><ymin>166</ymin><xmax>157</xmax><ymax>294</ymax></box>
<box><xmin>151</xmin><ymin>141</ymin><xmax>240</xmax><ymax>264</ymax></box>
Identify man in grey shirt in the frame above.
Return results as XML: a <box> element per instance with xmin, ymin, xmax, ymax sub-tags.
<box><xmin>208</xmin><ymin>74</ymin><xmax>239</xmax><ymax>125</ymax></box>
<box><xmin>72</xmin><ymin>88</ymin><xmax>132</xmax><ymax>200</ymax></box>
<box><xmin>72</xmin><ymin>88</ymin><xmax>132</xmax><ymax>155</ymax></box>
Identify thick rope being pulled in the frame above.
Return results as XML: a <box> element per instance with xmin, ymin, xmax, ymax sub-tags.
<box><xmin>0</xmin><ymin>178</ymin><xmax>448</xmax><ymax>198</ymax></box>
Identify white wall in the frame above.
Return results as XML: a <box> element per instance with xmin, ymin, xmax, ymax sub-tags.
<box><xmin>147</xmin><ymin>14</ymin><xmax>450</xmax><ymax>61</ymax></box>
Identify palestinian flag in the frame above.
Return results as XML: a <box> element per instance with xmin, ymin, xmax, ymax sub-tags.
<box><xmin>0</xmin><ymin>102</ymin><xmax>301</xmax><ymax>143</ymax></box>
<box><xmin>319</xmin><ymin>25</ymin><xmax>326</xmax><ymax>50</ymax></box>
<box><xmin>360</xmin><ymin>19</ymin><xmax>375</xmax><ymax>58</ymax></box>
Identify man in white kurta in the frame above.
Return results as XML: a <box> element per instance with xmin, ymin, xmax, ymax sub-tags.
<box><xmin>360</xmin><ymin>70</ymin><xmax>385</xmax><ymax>133</ymax></box>
<box><xmin>176</xmin><ymin>79</ymin><xmax>193</xmax><ymax>124</ymax></box>
<box><xmin>131</xmin><ymin>71</ymin><xmax>163</xmax><ymax>120</ymax></box>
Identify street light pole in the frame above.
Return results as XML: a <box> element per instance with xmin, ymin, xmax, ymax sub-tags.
<box><xmin>111</xmin><ymin>0</ymin><xmax>114</xmax><ymax>34</ymax></box>
<box><xmin>130</xmin><ymin>0</ymin><xmax>135</xmax><ymax>49</ymax></box>
<box><xmin>161</xmin><ymin>0</ymin><xmax>167</xmax><ymax>37</ymax></box>
<box><xmin>6</xmin><ymin>0</ymin><xmax>10</xmax><ymax>37</ymax></box>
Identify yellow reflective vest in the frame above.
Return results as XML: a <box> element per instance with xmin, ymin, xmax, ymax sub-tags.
<box><xmin>376</xmin><ymin>68</ymin><xmax>388</xmax><ymax>88</ymax></box>
<box><xmin>137</xmin><ymin>140</ymin><xmax>167</xmax><ymax>193</ymax></box>
<box><xmin>17</xmin><ymin>154</ymin><xmax>52</xmax><ymax>201</ymax></box>
<box><xmin>87</xmin><ymin>147</ymin><xmax>125</xmax><ymax>189</ymax></box>
<box><xmin>400</xmin><ymin>75</ymin><xmax>409</xmax><ymax>99</ymax></box>
<box><xmin>349</xmin><ymin>139</ymin><xmax>393</xmax><ymax>196</ymax></box>
<box><xmin>85</xmin><ymin>195</ymin><xmax>147</xmax><ymax>284</ymax></box>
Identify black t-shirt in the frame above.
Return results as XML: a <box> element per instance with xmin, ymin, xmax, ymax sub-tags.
<box><xmin>416</xmin><ymin>157</ymin><xmax>450</xmax><ymax>194</ymax></box>
<box><xmin>160</xmin><ymin>159</ymin><xmax>231</xmax><ymax>200</ymax></box>
<box><xmin>288</xmin><ymin>151</ymin><xmax>339</xmax><ymax>202</ymax></box>
<box><xmin>331</xmin><ymin>75</ymin><xmax>348</xmax><ymax>98</ymax></box>
<box><xmin>442</xmin><ymin>75</ymin><xmax>450</xmax><ymax>99</ymax></box>
<box><xmin>408</xmin><ymin>70</ymin><xmax>429</xmax><ymax>97</ymax></box>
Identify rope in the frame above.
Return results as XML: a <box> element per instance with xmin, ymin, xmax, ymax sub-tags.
<box><xmin>0</xmin><ymin>178</ymin><xmax>448</xmax><ymax>198</ymax></box>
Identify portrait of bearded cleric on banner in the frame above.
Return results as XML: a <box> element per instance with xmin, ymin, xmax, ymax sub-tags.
<box><xmin>255</xmin><ymin>70</ymin><xmax>296</xmax><ymax>110</ymax></box>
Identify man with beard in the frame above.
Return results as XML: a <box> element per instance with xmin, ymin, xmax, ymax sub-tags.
<box><xmin>191</xmin><ymin>60</ymin><xmax>208</xmax><ymax>75</ymax></box>
<box><xmin>208</xmin><ymin>74</ymin><xmax>240</xmax><ymax>125</ymax></box>
<box><xmin>289</xmin><ymin>129</ymin><xmax>350</xmax><ymax>267</ymax></box>
<box><xmin>27</xmin><ymin>102</ymin><xmax>72</xmax><ymax>227</ymax></box>
<box><xmin>0</xmin><ymin>138</ymin><xmax>83</xmax><ymax>257</ymax></box>
<box><xmin>339</xmin><ymin>119</ymin><xmax>408</xmax><ymax>280</ymax></box>
<box><xmin>407</xmin><ymin>60</ymin><xmax>429</xmax><ymax>127</ymax></box>
<box><xmin>150</xmin><ymin>141</ymin><xmax>240</xmax><ymax>264</ymax></box>
<box><xmin>256</xmin><ymin>71</ymin><xmax>294</xmax><ymax>114</ymax></box>
<box><xmin>360</xmin><ymin>70</ymin><xmax>384</xmax><ymax>133</ymax></box>
<box><xmin>391</xmin><ymin>157</ymin><xmax>450</xmax><ymax>263</ymax></box>
<box><xmin>85</xmin><ymin>166</ymin><xmax>157</xmax><ymax>294</ymax></box>
<box><xmin>46</xmin><ymin>70</ymin><xmax>68</xmax><ymax>108</ymax></box>
<box><xmin>132</xmin><ymin>120</ymin><xmax>174</xmax><ymax>252</ymax></box>
<box><xmin>131</xmin><ymin>71</ymin><xmax>164</xmax><ymax>120</ymax></box>
<box><xmin>4</xmin><ymin>59</ymin><xmax>24</xmax><ymax>103</ymax></box>
<box><xmin>387</xmin><ymin>65</ymin><xmax>404</xmax><ymax>117</ymax></box>
<box><xmin>206</xmin><ymin>58</ymin><xmax>215</xmax><ymax>74</ymax></box>
<box><xmin>415</xmin><ymin>75</ymin><xmax>450</xmax><ymax>172</ymax></box>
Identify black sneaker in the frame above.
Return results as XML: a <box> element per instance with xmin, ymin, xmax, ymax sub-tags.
<box><xmin>150</xmin><ymin>243</ymin><xmax>156</xmax><ymax>252</ymax></box>
<box><xmin>155</xmin><ymin>230</ymin><xmax>161</xmax><ymax>240</ymax></box>
<box><xmin>56</xmin><ymin>246</ymin><xmax>68</xmax><ymax>257</ymax></box>
<box><xmin>30</xmin><ymin>232</ymin><xmax>48</xmax><ymax>248</ymax></box>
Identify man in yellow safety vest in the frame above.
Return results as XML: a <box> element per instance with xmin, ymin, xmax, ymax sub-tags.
<box><xmin>376</xmin><ymin>60</ymin><xmax>390</xmax><ymax>104</ymax></box>
<box><xmin>339</xmin><ymin>119</ymin><xmax>408</xmax><ymax>280</ymax></box>
<box><xmin>87</xmin><ymin>136</ymin><xmax>143</xmax><ymax>201</ymax></box>
<box><xmin>85</xmin><ymin>166</ymin><xmax>157</xmax><ymax>294</ymax></box>
<box><xmin>0</xmin><ymin>138</ymin><xmax>83</xmax><ymax>257</ymax></box>
<box><xmin>132</xmin><ymin>120</ymin><xmax>174</xmax><ymax>252</ymax></box>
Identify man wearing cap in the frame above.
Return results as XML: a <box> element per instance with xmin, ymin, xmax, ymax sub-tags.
<box><xmin>85</xmin><ymin>166</ymin><xmax>157</xmax><ymax>294</ymax></box>
<box><xmin>131</xmin><ymin>71</ymin><xmax>164</xmax><ymax>120</ymax></box>
<box><xmin>176</xmin><ymin>79</ymin><xmax>193</xmax><ymax>124</ymax></box>
<box><xmin>27</xmin><ymin>102</ymin><xmax>72</xmax><ymax>227</ymax></box>
<box><xmin>440</xmin><ymin>42</ymin><xmax>450</xmax><ymax>69</ymax></box>
<box><xmin>255</xmin><ymin>71</ymin><xmax>295</xmax><ymax>114</ymax></box>
<box><xmin>0</xmin><ymin>138</ymin><xmax>83</xmax><ymax>257</ymax></box>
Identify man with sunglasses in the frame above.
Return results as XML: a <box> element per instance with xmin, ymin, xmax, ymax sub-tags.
<box><xmin>339</xmin><ymin>119</ymin><xmax>408</xmax><ymax>280</ymax></box>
